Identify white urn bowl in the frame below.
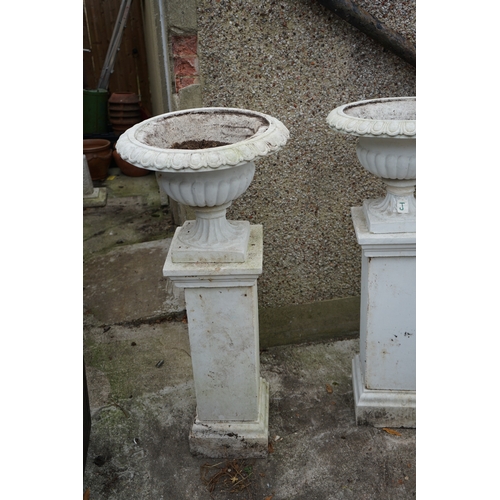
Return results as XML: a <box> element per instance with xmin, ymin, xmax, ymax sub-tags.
<box><xmin>327</xmin><ymin>97</ymin><xmax>416</xmax><ymax>233</ymax></box>
<box><xmin>116</xmin><ymin>107</ymin><xmax>289</xmax><ymax>262</ymax></box>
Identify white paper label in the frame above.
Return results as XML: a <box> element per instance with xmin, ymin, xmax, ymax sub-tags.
<box><xmin>396</xmin><ymin>198</ymin><xmax>409</xmax><ymax>214</ymax></box>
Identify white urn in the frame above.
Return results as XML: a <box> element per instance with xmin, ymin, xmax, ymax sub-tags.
<box><xmin>116</xmin><ymin>107</ymin><xmax>289</xmax><ymax>262</ymax></box>
<box><xmin>327</xmin><ymin>97</ymin><xmax>416</xmax><ymax>233</ymax></box>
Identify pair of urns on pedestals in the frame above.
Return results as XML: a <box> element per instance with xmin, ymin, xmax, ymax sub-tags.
<box><xmin>115</xmin><ymin>96</ymin><xmax>416</xmax><ymax>263</ymax></box>
<box><xmin>115</xmin><ymin>97</ymin><xmax>416</xmax><ymax>455</ymax></box>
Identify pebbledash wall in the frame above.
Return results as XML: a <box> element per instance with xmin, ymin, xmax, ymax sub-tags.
<box><xmin>142</xmin><ymin>0</ymin><xmax>416</xmax><ymax>347</ymax></box>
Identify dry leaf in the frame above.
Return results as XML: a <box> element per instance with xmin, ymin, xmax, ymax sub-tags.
<box><xmin>200</xmin><ymin>459</ymin><xmax>253</xmax><ymax>494</ymax></box>
<box><xmin>83</xmin><ymin>489</ymin><xmax>90</xmax><ymax>500</ymax></box>
<box><xmin>326</xmin><ymin>384</ymin><xmax>333</xmax><ymax>394</ymax></box>
<box><xmin>382</xmin><ymin>428</ymin><xmax>402</xmax><ymax>436</ymax></box>
<box><xmin>268</xmin><ymin>440</ymin><xmax>274</xmax><ymax>453</ymax></box>
<box><xmin>264</xmin><ymin>496</ymin><xmax>274</xmax><ymax>500</ymax></box>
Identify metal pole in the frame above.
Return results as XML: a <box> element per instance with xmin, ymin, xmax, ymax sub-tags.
<box><xmin>158</xmin><ymin>0</ymin><xmax>173</xmax><ymax>112</ymax></box>
<box><xmin>97</xmin><ymin>0</ymin><xmax>134</xmax><ymax>89</ymax></box>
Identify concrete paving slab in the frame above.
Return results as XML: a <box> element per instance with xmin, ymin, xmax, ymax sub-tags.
<box><xmin>83</xmin><ymin>330</ymin><xmax>415</xmax><ymax>499</ymax></box>
<box><xmin>84</xmin><ymin>313</ymin><xmax>192</xmax><ymax>403</ymax></box>
<box><xmin>83</xmin><ymin>168</ymin><xmax>176</xmax><ymax>260</ymax></box>
<box><xmin>84</xmin><ymin>239</ymin><xmax>186</xmax><ymax>325</ymax></box>
<box><xmin>83</xmin><ymin>198</ymin><xmax>174</xmax><ymax>259</ymax></box>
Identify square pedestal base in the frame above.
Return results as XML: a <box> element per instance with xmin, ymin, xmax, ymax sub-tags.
<box><xmin>83</xmin><ymin>187</ymin><xmax>107</xmax><ymax>208</ymax></box>
<box><xmin>171</xmin><ymin>220</ymin><xmax>250</xmax><ymax>263</ymax></box>
<box><xmin>189</xmin><ymin>378</ymin><xmax>269</xmax><ymax>458</ymax></box>
<box><xmin>352</xmin><ymin>355</ymin><xmax>415</xmax><ymax>428</ymax></box>
<box><xmin>363</xmin><ymin>199</ymin><xmax>416</xmax><ymax>233</ymax></box>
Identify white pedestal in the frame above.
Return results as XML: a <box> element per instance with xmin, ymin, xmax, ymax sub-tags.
<box><xmin>83</xmin><ymin>154</ymin><xmax>107</xmax><ymax>208</ymax></box>
<box><xmin>164</xmin><ymin>224</ymin><xmax>269</xmax><ymax>457</ymax></box>
<box><xmin>83</xmin><ymin>187</ymin><xmax>107</xmax><ymax>208</ymax></box>
<box><xmin>172</xmin><ymin>219</ymin><xmax>250</xmax><ymax>263</ymax></box>
<box><xmin>351</xmin><ymin>207</ymin><xmax>416</xmax><ymax>427</ymax></box>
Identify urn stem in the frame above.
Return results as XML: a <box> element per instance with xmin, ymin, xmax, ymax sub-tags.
<box><xmin>177</xmin><ymin>202</ymin><xmax>247</xmax><ymax>248</ymax></box>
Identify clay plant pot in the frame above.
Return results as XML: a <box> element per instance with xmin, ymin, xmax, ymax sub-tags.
<box><xmin>83</xmin><ymin>139</ymin><xmax>112</xmax><ymax>181</ymax></box>
<box><xmin>112</xmin><ymin>149</ymin><xmax>151</xmax><ymax>177</ymax></box>
<box><xmin>108</xmin><ymin>92</ymin><xmax>142</xmax><ymax>134</ymax></box>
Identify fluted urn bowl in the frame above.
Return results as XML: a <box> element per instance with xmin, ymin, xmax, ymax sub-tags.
<box><xmin>116</xmin><ymin>107</ymin><xmax>289</xmax><ymax>262</ymax></box>
<box><xmin>327</xmin><ymin>97</ymin><xmax>416</xmax><ymax>233</ymax></box>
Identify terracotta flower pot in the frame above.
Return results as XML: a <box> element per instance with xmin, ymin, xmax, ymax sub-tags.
<box><xmin>112</xmin><ymin>150</ymin><xmax>151</xmax><ymax>177</ymax></box>
<box><xmin>108</xmin><ymin>92</ymin><xmax>142</xmax><ymax>134</ymax></box>
<box><xmin>83</xmin><ymin>139</ymin><xmax>112</xmax><ymax>181</ymax></box>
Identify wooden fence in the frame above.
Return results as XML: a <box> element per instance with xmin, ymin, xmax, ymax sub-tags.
<box><xmin>83</xmin><ymin>0</ymin><xmax>152</xmax><ymax>116</ymax></box>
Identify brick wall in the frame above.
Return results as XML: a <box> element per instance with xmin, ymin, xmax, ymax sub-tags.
<box><xmin>172</xmin><ymin>35</ymin><xmax>200</xmax><ymax>92</ymax></box>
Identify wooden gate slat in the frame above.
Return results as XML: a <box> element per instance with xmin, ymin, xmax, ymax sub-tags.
<box><xmin>83</xmin><ymin>0</ymin><xmax>152</xmax><ymax>119</ymax></box>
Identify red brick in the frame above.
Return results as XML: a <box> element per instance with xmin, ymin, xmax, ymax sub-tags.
<box><xmin>176</xmin><ymin>76</ymin><xmax>200</xmax><ymax>92</ymax></box>
<box><xmin>171</xmin><ymin>35</ymin><xmax>197</xmax><ymax>57</ymax></box>
<box><xmin>173</xmin><ymin>57</ymin><xmax>198</xmax><ymax>77</ymax></box>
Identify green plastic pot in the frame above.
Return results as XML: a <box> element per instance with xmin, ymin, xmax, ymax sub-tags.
<box><xmin>83</xmin><ymin>89</ymin><xmax>109</xmax><ymax>134</ymax></box>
